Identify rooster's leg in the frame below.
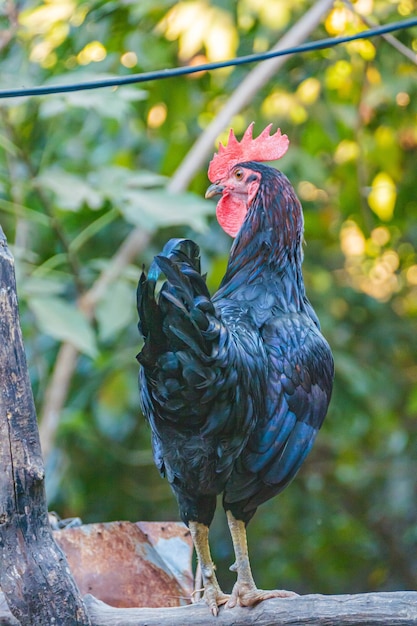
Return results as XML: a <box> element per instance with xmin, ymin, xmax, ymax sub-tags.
<box><xmin>226</xmin><ymin>510</ymin><xmax>298</xmax><ymax>608</ymax></box>
<box><xmin>189</xmin><ymin>521</ymin><xmax>229</xmax><ymax>615</ymax></box>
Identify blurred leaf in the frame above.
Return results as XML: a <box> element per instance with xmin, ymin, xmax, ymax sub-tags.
<box><xmin>69</xmin><ymin>209</ymin><xmax>119</xmax><ymax>253</ymax></box>
<box><xmin>89</xmin><ymin>166</ymin><xmax>168</xmax><ymax>201</ymax></box>
<box><xmin>0</xmin><ymin>132</ymin><xmax>20</xmax><ymax>157</ymax></box>
<box><xmin>36</xmin><ymin>169</ymin><xmax>103</xmax><ymax>211</ymax></box>
<box><xmin>29</xmin><ymin>296</ymin><xmax>97</xmax><ymax>357</ymax></box>
<box><xmin>0</xmin><ymin>198</ymin><xmax>51</xmax><ymax>226</ymax></box>
<box><xmin>21</xmin><ymin>275</ymin><xmax>67</xmax><ymax>297</ymax></box>
<box><xmin>368</xmin><ymin>172</ymin><xmax>396</xmax><ymax>221</ymax></box>
<box><xmin>96</xmin><ymin>280</ymin><xmax>135</xmax><ymax>342</ymax></box>
<box><xmin>96</xmin><ymin>371</ymin><xmax>136</xmax><ymax>440</ymax></box>
<box><xmin>39</xmin><ymin>74</ymin><xmax>148</xmax><ymax>121</ymax></box>
<box><xmin>120</xmin><ymin>188</ymin><xmax>214</xmax><ymax>232</ymax></box>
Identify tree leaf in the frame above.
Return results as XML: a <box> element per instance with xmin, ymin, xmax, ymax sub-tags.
<box><xmin>21</xmin><ymin>276</ymin><xmax>67</xmax><ymax>297</ymax></box>
<box><xmin>88</xmin><ymin>166</ymin><xmax>168</xmax><ymax>203</ymax></box>
<box><xmin>36</xmin><ymin>168</ymin><xmax>103</xmax><ymax>211</ymax></box>
<box><xmin>96</xmin><ymin>280</ymin><xmax>135</xmax><ymax>342</ymax></box>
<box><xmin>29</xmin><ymin>296</ymin><xmax>97</xmax><ymax>358</ymax></box>
<box><xmin>119</xmin><ymin>188</ymin><xmax>214</xmax><ymax>232</ymax></box>
<box><xmin>39</xmin><ymin>73</ymin><xmax>147</xmax><ymax>121</ymax></box>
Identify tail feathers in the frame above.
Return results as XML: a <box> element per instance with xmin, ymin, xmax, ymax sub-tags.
<box><xmin>136</xmin><ymin>270</ymin><xmax>162</xmax><ymax>349</ymax></box>
<box><xmin>137</xmin><ymin>238</ymin><xmax>218</xmax><ymax>367</ymax></box>
<box><xmin>153</xmin><ymin>238</ymin><xmax>201</xmax><ymax>276</ymax></box>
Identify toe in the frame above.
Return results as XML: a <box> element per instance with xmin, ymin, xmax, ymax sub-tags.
<box><xmin>204</xmin><ymin>587</ymin><xmax>229</xmax><ymax>615</ymax></box>
<box><xmin>227</xmin><ymin>584</ymin><xmax>298</xmax><ymax>608</ymax></box>
<box><xmin>225</xmin><ymin>587</ymin><xmax>238</xmax><ymax>609</ymax></box>
<box><xmin>240</xmin><ymin>587</ymin><xmax>298</xmax><ymax>607</ymax></box>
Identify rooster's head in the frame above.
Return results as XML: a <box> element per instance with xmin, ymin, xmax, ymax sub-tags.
<box><xmin>205</xmin><ymin>123</ymin><xmax>289</xmax><ymax>237</ymax></box>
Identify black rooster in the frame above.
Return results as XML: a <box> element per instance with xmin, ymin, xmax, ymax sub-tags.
<box><xmin>136</xmin><ymin>123</ymin><xmax>334</xmax><ymax>615</ymax></box>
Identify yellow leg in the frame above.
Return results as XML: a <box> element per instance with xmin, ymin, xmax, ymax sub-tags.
<box><xmin>226</xmin><ymin>510</ymin><xmax>298</xmax><ymax>608</ymax></box>
<box><xmin>189</xmin><ymin>521</ymin><xmax>229</xmax><ymax>616</ymax></box>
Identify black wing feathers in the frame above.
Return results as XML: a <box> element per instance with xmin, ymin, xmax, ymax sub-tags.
<box><xmin>223</xmin><ymin>314</ymin><xmax>333</xmax><ymax>519</ymax></box>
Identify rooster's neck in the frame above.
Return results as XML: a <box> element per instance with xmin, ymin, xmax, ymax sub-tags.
<box><xmin>217</xmin><ymin>168</ymin><xmax>306</xmax><ymax>309</ymax></box>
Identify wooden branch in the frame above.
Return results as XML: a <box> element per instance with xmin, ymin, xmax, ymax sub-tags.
<box><xmin>0</xmin><ymin>226</ymin><xmax>90</xmax><ymax>626</ymax></box>
<box><xmin>1</xmin><ymin>591</ymin><xmax>417</xmax><ymax>625</ymax></box>
<box><xmin>78</xmin><ymin>591</ymin><xmax>417</xmax><ymax>626</ymax></box>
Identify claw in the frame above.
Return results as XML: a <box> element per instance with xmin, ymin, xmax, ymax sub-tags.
<box><xmin>227</xmin><ymin>584</ymin><xmax>297</xmax><ymax>608</ymax></box>
<box><xmin>204</xmin><ymin>586</ymin><xmax>229</xmax><ymax>616</ymax></box>
<box><xmin>201</xmin><ymin>564</ymin><xmax>229</xmax><ymax>615</ymax></box>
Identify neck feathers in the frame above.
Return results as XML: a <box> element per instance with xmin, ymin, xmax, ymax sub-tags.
<box><xmin>222</xmin><ymin>165</ymin><xmax>304</xmax><ymax>286</ymax></box>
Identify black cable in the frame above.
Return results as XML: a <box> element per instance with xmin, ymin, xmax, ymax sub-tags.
<box><xmin>1</xmin><ymin>17</ymin><xmax>416</xmax><ymax>100</ymax></box>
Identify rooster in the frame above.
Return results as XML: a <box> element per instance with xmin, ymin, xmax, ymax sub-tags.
<box><xmin>136</xmin><ymin>123</ymin><xmax>334</xmax><ymax>615</ymax></box>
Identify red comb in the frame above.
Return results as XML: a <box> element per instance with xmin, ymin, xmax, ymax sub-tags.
<box><xmin>208</xmin><ymin>122</ymin><xmax>289</xmax><ymax>182</ymax></box>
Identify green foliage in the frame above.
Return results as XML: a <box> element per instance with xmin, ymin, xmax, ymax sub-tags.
<box><xmin>30</xmin><ymin>295</ymin><xmax>98</xmax><ymax>356</ymax></box>
<box><xmin>1</xmin><ymin>0</ymin><xmax>417</xmax><ymax>596</ymax></box>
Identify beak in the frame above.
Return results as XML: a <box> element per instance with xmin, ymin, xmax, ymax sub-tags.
<box><xmin>205</xmin><ymin>183</ymin><xmax>225</xmax><ymax>199</ymax></box>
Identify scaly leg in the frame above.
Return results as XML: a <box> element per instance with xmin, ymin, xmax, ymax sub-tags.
<box><xmin>189</xmin><ymin>521</ymin><xmax>229</xmax><ymax>615</ymax></box>
<box><xmin>226</xmin><ymin>510</ymin><xmax>298</xmax><ymax>608</ymax></box>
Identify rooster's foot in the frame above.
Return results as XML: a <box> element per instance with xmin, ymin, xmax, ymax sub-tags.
<box><xmin>202</xmin><ymin>580</ymin><xmax>229</xmax><ymax>616</ymax></box>
<box><xmin>227</xmin><ymin>583</ymin><xmax>297</xmax><ymax>608</ymax></box>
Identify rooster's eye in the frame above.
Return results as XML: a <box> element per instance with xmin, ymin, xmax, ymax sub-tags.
<box><xmin>234</xmin><ymin>169</ymin><xmax>244</xmax><ymax>180</ymax></box>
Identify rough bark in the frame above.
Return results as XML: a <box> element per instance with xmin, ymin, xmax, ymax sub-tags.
<box><xmin>85</xmin><ymin>592</ymin><xmax>417</xmax><ymax>625</ymax></box>
<box><xmin>0</xmin><ymin>226</ymin><xmax>90</xmax><ymax>626</ymax></box>
<box><xmin>1</xmin><ymin>590</ymin><xmax>417</xmax><ymax>625</ymax></box>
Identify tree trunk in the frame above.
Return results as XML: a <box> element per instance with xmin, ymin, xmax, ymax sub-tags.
<box><xmin>0</xmin><ymin>226</ymin><xmax>90</xmax><ymax>626</ymax></box>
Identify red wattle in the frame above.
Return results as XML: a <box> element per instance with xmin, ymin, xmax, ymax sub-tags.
<box><xmin>216</xmin><ymin>195</ymin><xmax>247</xmax><ymax>238</ymax></box>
